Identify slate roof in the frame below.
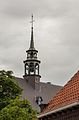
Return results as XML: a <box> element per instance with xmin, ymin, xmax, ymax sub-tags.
<box><xmin>41</xmin><ymin>71</ymin><xmax>79</xmax><ymax>115</ymax></box>
<box><xmin>15</xmin><ymin>77</ymin><xmax>62</xmax><ymax>112</ymax></box>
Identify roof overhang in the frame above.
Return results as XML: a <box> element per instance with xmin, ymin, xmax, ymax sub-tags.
<box><xmin>37</xmin><ymin>101</ymin><xmax>79</xmax><ymax>118</ymax></box>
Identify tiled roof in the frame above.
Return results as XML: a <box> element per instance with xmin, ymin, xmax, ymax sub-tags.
<box><xmin>42</xmin><ymin>71</ymin><xmax>79</xmax><ymax>114</ymax></box>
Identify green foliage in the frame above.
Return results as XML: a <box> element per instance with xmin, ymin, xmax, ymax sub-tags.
<box><xmin>0</xmin><ymin>98</ymin><xmax>37</xmax><ymax>120</ymax></box>
<box><xmin>0</xmin><ymin>70</ymin><xmax>37</xmax><ymax>120</ymax></box>
<box><xmin>0</xmin><ymin>70</ymin><xmax>22</xmax><ymax>110</ymax></box>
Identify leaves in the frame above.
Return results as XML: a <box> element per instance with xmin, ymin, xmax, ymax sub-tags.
<box><xmin>0</xmin><ymin>70</ymin><xmax>37</xmax><ymax>120</ymax></box>
<box><xmin>0</xmin><ymin>70</ymin><xmax>22</xmax><ymax>110</ymax></box>
<box><xmin>0</xmin><ymin>98</ymin><xmax>37</xmax><ymax>120</ymax></box>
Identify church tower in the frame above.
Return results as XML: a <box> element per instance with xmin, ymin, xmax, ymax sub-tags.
<box><xmin>23</xmin><ymin>15</ymin><xmax>41</xmax><ymax>89</ymax></box>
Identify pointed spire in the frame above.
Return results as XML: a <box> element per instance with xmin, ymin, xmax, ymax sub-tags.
<box><xmin>30</xmin><ymin>14</ymin><xmax>35</xmax><ymax>50</ymax></box>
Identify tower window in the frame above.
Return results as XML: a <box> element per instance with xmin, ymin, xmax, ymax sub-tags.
<box><xmin>29</xmin><ymin>63</ymin><xmax>35</xmax><ymax>74</ymax></box>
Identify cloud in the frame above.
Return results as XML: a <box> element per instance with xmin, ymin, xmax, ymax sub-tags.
<box><xmin>0</xmin><ymin>0</ymin><xmax>75</xmax><ymax>18</ymax></box>
<box><xmin>0</xmin><ymin>0</ymin><xmax>79</xmax><ymax>85</ymax></box>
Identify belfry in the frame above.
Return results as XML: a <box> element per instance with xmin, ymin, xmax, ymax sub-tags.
<box><xmin>23</xmin><ymin>15</ymin><xmax>41</xmax><ymax>89</ymax></box>
<box><xmin>16</xmin><ymin>15</ymin><xmax>62</xmax><ymax>112</ymax></box>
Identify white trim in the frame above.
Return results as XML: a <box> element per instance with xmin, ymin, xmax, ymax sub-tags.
<box><xmin>37</xmin><ymin>102</ymin><xmax>79</xmax><ymax>118</ymax></box>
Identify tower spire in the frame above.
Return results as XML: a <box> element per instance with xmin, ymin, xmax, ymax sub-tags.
<box><xmin>30</xmin><ymin>14</ymin><xmax>35</xmax><ymax>50</ymax></box>
<box><xmin>23</xmin><ymin>15</ymin><xmax>41</xmax><ymax>89</ymax></box>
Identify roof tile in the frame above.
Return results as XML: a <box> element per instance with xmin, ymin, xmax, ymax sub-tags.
<box><xmin>42</xmin><ymin>71</ymin><xmax>79</xmax><ymax>113</ymax></box>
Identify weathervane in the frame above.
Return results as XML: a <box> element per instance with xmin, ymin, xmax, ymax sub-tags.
<box><xmin>30</xmin><ymin>14</ymin><xmax>35</xmax><ymax>28</ymax></box>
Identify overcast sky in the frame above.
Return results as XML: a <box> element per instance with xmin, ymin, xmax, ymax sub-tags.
<box><xmin>0</xmin><ymin>0</ymin><xmax>79</xmax><ymax>85</ymax></box>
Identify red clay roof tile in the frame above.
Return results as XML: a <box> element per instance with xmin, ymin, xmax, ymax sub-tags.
<box><xmin>42</xmin><ymin>71</ymin><xmax>79</xmax><ymax>113</ymax></box>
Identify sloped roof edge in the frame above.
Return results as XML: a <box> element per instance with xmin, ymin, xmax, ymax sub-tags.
<box><xmin>37</xmin><ymin>101</ymin><xmax>79</xmax><ymax>118</ymax></box>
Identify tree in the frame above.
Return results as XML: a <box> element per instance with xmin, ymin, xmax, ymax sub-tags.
<box><xmin>0</xmin><ymin>70</ymin><xmax>22</xmax><ymax>110</ymax></box>
<box><xmin>0</xmin><ymin>98</ymin><xmax>37</xmax><ymax>120</ymax></box>
<box><xmin>0</xmin><ymin>70</ymin><xmax>37</xmax><ymax>120</ymax></box>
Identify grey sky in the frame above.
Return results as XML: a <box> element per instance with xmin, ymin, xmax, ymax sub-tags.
<box><xmin>0</xmin><ymin>0</ymin><xmax>79</xmax><ymax>85</ymax></box>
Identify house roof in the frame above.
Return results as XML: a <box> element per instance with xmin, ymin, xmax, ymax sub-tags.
<box><xmin>15</xmin><ymin>77</ymin><xmax>62</xmax><ymax>112</ymax></box>
<box><xmin>40</xmin><ymin>71</ymin><xmax>79</xmax><ymax>115</ymax></box>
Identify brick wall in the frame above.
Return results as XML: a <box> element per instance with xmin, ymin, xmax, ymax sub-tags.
<box><xmin>39</xmin><ymin>107</ymin><xmax>79</xmax><ymax>120</ymax></box>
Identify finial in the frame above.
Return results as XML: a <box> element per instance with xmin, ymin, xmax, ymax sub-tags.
<box><xmin>30</xmin><ymin>14</ymin><xmax>35</xmax><ymax>28</ymax></box>
<box><xmin>29</xmin><ymin>14</ymin><xmax>35</xmax><ymax>50</ymax></box>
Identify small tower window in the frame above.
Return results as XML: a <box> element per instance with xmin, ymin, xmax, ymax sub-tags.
<box><xmin>29</xmin><ymin>63</ymin><xmax>35</xmax><ymax>74</ymax></box>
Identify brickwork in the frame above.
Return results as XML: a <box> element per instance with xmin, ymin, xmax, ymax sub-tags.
<box><xmin>39</xmin><ymin>107</ymin><xmax>79</xmax><ymax>120</ymax></box>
